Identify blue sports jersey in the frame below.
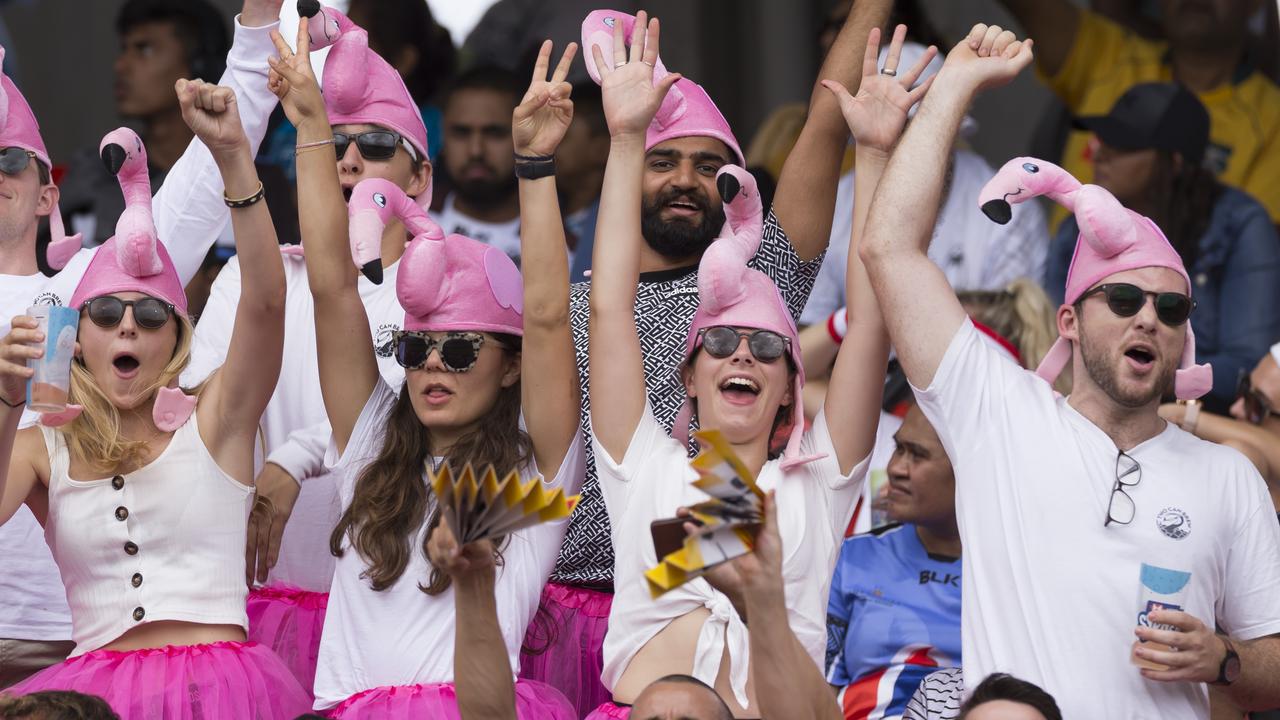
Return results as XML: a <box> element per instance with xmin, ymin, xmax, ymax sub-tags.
<box><xmin>826</xmin><ymin>523</ymin><xmax>962</xmax><ymax>720</ymax></box>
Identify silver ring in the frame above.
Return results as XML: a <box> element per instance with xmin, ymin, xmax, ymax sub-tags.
<box><xmin>641</xmin><ymin>60</ymin><xmax>654</xmax><ymax>67</ymax></box>
<box><xmin>615</xmin><ymin>61</ymin><xmax>628</xmax><ymax>68</ymax></box>
<box><xmin>880</xmin><ymin>67</ymin><xmax>897</xmax><ymax>76</ymax></box>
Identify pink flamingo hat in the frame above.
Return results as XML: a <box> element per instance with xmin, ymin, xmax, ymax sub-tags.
<box><xmin>348</xmin><ymin>178</ymin><xmax>523</xmax><ymax>336</ymax></box>
<box><xmin>301</xmin><ymin>2</ymin><xmax>431</xmax><ymax>205</ymax></box>
<box><xmin>977</xmin><ymin>156</ymin><xmax>1212</xmax><ymax>400</ymax></box>
<box><xmin>672</xmin><ymin>165</ymin><xmax>820</xmax><ymax>470</ymax></box>
<box><xmin>581</xmin><ymin>10</ymin><xmax>743</xmax><ymax>164</ymax></box>
<box><xmin>0</xmin><ymin>45</ymin><xmax>81</xmax><ymax>270</ymax></box>
<box><xmin>44</xmin><ymin>128</ymin><xmax>195</xmax><ymax>431</ymax></box>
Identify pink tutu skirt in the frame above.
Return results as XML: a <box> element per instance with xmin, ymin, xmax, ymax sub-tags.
<box><xmin>518</xmin><ymin>582</ymin><xmax>613</xmax><ymax>717</ymax></box>
<box><xmin>585</xmin><ymin>701</ymin><xmax>631</xmax><ymax>719</ymax></box>
<box><xmin>247</xmin><ymin>583</ymin><xmax>329</xmax><ymax>695</ymax></box>
<box><xmin>3</xmin><ymin>640</ymin><xmax>311</xmax><ymax>720</ymax></box>
<box><xmin>325</xmin><ymin>679</ymin><xmax>575</xmax><ymax>719</ymax></box>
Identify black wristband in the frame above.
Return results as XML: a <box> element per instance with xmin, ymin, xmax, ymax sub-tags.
<box><xmin>224</xmin><ymin>181</ymin><xmax>266</xmax><ymax>209</ymax></box>
<box><xmin>0</xmin><ymin>394</ymin><xmax>25</xmax><ymax>408</ymax></box>
<box><xmin>514</xmin><ymin>151</ymin><xmax>554</xmax><ymax>162</ymax></box>
<box><xmin>514</xmin><ymin>160</ymin><xmax>556</xmax><ymax>180</ymax></box>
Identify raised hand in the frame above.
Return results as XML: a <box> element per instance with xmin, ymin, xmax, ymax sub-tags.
<box><xmin>240</xmin><ymin>0</ymin><xmax>284</xmax><ymax>28</ymax></box>
<box><xmin>267</xmin><ymin>16</ymin><xmax>327</xmax><ymax>132</ymax></box>
<box><xmin>513</xmin><ymin>40</ymin><xmax>578</xmax><ymax>158</ymax></box>
<box><xmin>426</xmin><ymin>520</ymin><xmax>497</xmax><ymax>580</ymax></box>
<box><xmin>821</xmin><ymin>25</ymin><xmax>937</xmax><ymax>156</ymax></box>
<box><xmin>590</xmin><ymin>11</ymin><xmax>682</xmax><ymax>138</ymax></box>
<box><xmin>940</xmin><ymin>23</ymin><xmax>1034</xmax><ymax>94</ymax></box>
<box><xmin>0</xmin><ymin>316</ymin><xmax>40</xmax><ymax>407</ymax></box>
<box><xmin>176</xmin><ymin>79</ymin><xmax>249</xmax><ymax>160</ymax></box>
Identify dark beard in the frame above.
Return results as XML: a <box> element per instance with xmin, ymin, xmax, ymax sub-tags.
<box><xmin>1078</xmin><ymin>322</ymin><xmax>1175</xmax><ymax>408</ymax></box>
<box><xmin>640</xmin><ymin>189</ymin><xmax>726</xmax><ymax>261</ymax></box>
<box><xmin>453</xmin><ymin>173</ymin><xmax>518</xmax><ymax>208</ymax></box>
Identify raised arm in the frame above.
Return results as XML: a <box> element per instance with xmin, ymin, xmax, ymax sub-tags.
<box><xmin>268</xmin><ymin>20</ymin><xmax>375</xmax><ymax>452</ymax></box>
<box><xmin>186</xmin><ymin>81</ymin><xmax>285</xmax><ymax>461</ymax></box>
<box><xmin>993</xmin><ymin>0</ymin><xmax>1079</xmax><ymax>76</ymax></box>
<box><xmin>587</xmin><ymin>13</ymin><xmax>681</xmax><ymax>460</ymax></box>
<box><xmin>0</xmin><ymin>323</ymin><xmax>46</xmax><ymax>525</ymax></box>
<box><xmin>772</xmin><ymin>0</ymin><xmax>891</xmax><ymax>261</ymax></box>
<box><xmin>861</xmin><ymin>25</ymin><xmax>1033</xmax><ymax>389</ymax></box>
<box><xmin>821</xmin><ymin>26</ymin><xmax>935</xmax><ymax>475</ymax></box>
<box><xmin>512</xmin><ymin>40</ymin><xmax>581</xmax><ymax>479</ymax></box>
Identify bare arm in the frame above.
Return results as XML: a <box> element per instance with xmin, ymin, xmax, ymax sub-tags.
<box><xmin>0</xmin><ymin>320</ymin><xmax>49</xmax><ymax>525</ymax></box>
<box><xmin>1226</xmin><ymin>635</ymin><xmax>1280</xmax><ymax>709</ymax></box>
<box><xmin>514</xmin><ymin>41</ymin><xmax>582</xmax><ymax>479</ymax></box>
<box><xmin>1159</xmin><ymin>405</ymin><xmax>1280</xmax><ymax>482</ymax></box>
<box><xmin>773</xmin><ymin>0</ymin><xmax>891</xmax><ymax>262</ymax></box>
<box><xmin>861</xmin><ymin>25</ymin><xmax>1034</xmax><ymax>389</ymax></box>
<box><xmin>269</xmin><ymin>21</ymin><xmax>376</xmax><ymax>453</ymax></box>
<box><xmin>993</xmin><ymin>0</ymin><xmax>1080</xmax><ymax>76</ymax></box>
<box><xmin>587</xmin><ymin>14</ymin><xmax>681</xmax><ymax>461</ymax></box>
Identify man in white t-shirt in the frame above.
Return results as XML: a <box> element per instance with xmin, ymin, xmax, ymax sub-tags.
<box><xmin>0</xmin><ymin>1</ymin><xmax>281</xmax><ymax>686</ymax></box>
<box><xmin>860</xmin><ymin>22</ymin><xmax>1280</xmax><ymax>720</ymax></box>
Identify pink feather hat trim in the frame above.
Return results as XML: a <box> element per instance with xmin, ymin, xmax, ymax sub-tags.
<box><xmin>347</xmin><ymin>178</ymin><xmax>523</xmax><ymax>336</ymax></box>
<box><xmin>672</xmin><ymin>166</ymin><xmax>820</xmax><ymax>470</ymax></box>
<box><xmin>977</xmin><ymin>156</ymin><xmax>1212</xmax><ymax>399</ymax></box>
<box><xmin>581</xmin><ymin>9</ymin><xmax>743</xmax><ymax>164</ymax></box>
<box><xmin>0</xmin><ymin>45</ymin><xmax>81</xmax><ymax>269</ymax></box>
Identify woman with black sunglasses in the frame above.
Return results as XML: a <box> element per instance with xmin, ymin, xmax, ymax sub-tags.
<box><xmin>273</xmin><ymin>20</ymin><xmax>582</xmax><ymax>717</ymax></box>
<box><xmin>585</xmin><ymin>20</ymin><xmax>930</xmax><ymax>717</ymax></box>
<box><xmin>0</xmin><ymin>85</ymin><xmax>308</xmax><ymax>716</ymax></box>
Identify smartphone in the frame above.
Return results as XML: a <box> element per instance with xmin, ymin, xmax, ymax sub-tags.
<box><xmin>651</xmin><ymin>517</ymin><xmax>702</xmax><ymax>558</ymax></box>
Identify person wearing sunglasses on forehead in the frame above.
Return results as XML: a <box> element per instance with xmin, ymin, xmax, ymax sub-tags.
<box><xmin>281</xmin><ymin>25</ymin><xmax>582</xmax><ymax>717</ymax></box>
<box><xmin>0</xmin><ymin>85</ymin><xmax>309</xmax><ymax>717</ymax></box>
<box><xmin>859</xmin><ymin>22</ymin><xmax>1280</xmax><ymax>719</ymax></box>
<box><xmin>586</xmin><ymin>18</ymin><xmax>925</xmax><ymax>718</ymax></box>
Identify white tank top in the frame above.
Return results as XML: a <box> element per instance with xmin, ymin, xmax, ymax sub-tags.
<box><xmin>40</xmin><ymin>413</ymin><xmax>254</xmax><ymax>657</ymax></box>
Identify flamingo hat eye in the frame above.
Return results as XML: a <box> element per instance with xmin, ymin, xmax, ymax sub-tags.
<box><xmin>1022</xmin><ymin>162</ymin><xmax>1039</xmax><ymax>173</ymax></box>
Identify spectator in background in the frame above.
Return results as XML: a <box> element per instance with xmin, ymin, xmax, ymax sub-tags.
<box><xmin>995</xmin><ymin>0</ymin><xmax>1280</xmax><ymax>229</ymax></box>
<box><xmin>433</xmin><ymin>66</ymin><xmax>525</xmax><ymax>265</ymax></box>
<box><xmin>1044</xmin><ymin>83</ymin><xmax>1280</xmax><ymax>411</ymax></box>
<box><xmin>560</xmin><ymin>82</ymin><xmax>608</xmax><ymax>283</ymax></box>
<box><xmin>0</xmin><ymin>690</ymin><xmax>119</xmax><ymax>720</ymax></box>
<box><xmin>905</xmin><ymin>670</ymin><xmax>1063</xmax><ymax>720</ymax></box>
<box><xmin>184</xmin><ymin>237</ymin><xmax>236</xmax><ymax>323</ymax></box>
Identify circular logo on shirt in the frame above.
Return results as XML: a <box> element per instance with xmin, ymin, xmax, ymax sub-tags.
<box><xmin>375</xmin><ymin>323</ymin><xmax>399</xmax><ymax>359</ymax></box>
<box><xmin>1156</xmin><ymin>507</ymin><xmax>1191</xmax><ymax>540</ymax></box>
<box><xmin>373</xmin><ymin>192</ymin><xmax>387</xmax><ymax>208</ymax></box>
<box><xmin>31</xmin><ymin>291</ymin><xmax>61</xmax><ymax>307</ymax></box>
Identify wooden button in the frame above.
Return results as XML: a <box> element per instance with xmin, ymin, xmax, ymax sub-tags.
<box><xmin>111</xmin><ymin>476</ymin><xmax>124</xmax><ymax>490</ymax></box>
<box><xmin>131</xmin><ymin>573</ymin><xmax>142</xmax><ymax>588</ymax></box>
<box><xmin>123</xmin><ymin>541</ymin><xmax>138</xmax><ymax>556</ymax></box>
<box><xmin>115</xmin><ymin>506</ymin><xmax>129</xmax><ymax>521</ymax></box>
<box><xmin>132</xmin><ymin>606</ymin><xmax>145</xmax><ymax>621</ymax></box>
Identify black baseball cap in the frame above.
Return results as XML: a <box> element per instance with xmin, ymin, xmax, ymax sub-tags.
<box><xmin>1074</xmin><ymin>83</ymin><xmax>1210</xmax><ymax>166</ymax></box>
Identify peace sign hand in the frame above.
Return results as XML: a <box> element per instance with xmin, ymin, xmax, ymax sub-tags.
<box><xmin>267</xmin><ymin>16</ymin><xmax>327</xmax><ymax>133</ymax></box>
<box><xmin>822</xmin><ymin>25</ymin><xmax>937</xmax><ymax>156</ymax></box>
<box><xmin>513</xmin><ymin>40</ymin><xmax>578</xmax><ymax>158</ymax></box>
<box><xmin>591</xmin><ymin>11</ymin><xmax>682</xmax><ymax>139</ymax></box>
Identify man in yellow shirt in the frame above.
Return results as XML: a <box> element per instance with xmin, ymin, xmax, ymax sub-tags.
<box><xmin>998</xmin><ymin>0</ymin><xmax>1280</xmax><ymax>229</ymax></box>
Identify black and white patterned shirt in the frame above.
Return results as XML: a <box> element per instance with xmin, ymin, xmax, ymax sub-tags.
<box><xmin>904</xmin><ymin>667</ymin><xmax>964</xmax><ymax>720</ymax></box>
<box><xmin>551</xmin><ymin>208</ymin><xmax>823</xmax><ymax>586</ymax></box>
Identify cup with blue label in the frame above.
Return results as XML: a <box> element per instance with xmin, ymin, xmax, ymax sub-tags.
<box><xmin>26</xmin><ymin>305</ymin><xmax>78</xmax><ymax>413</ymax></box>
<box><xmin>1131</xmin><ymin>562</ymin><xmax>1191</xmax><ymax>670</ymax></box>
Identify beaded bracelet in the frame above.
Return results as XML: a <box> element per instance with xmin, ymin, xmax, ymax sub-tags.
<box><xmin>224</xmin><ymin>181</ymin><xmax>266</xmax><ymax>209</ymax></box>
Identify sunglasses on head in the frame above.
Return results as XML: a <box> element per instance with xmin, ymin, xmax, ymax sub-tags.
<box><xmin>696</xmin><ymin>326</ymin><xmax>789</xmax><ymax>363</ymax></box>
<box><xmin>334</xmin><ymin>131</ymin><xmax>416</xmax><ymax>162</ymax></box>
<box><xmin>0</xmin><ymin>147</ymin><xmax>39</xmax><ymax>177</ymax></box>
<box><xmin>394</xmin><ymin>331</ymin><xmax>489</xmax><ymax>373</ymax></box>
<box><xmin>83</xmin><ymin>296</ymin><xmax>175</xmax><ymax>330</ymax></box>
<box><xmin>1078</xmin><ymin>283</ymin><xmax>1195</xmax><ymax>327</ymax></box>
<box><xmin>1235</xmin><ymin>371</ymin><xmax>1275</xmax><ymax>425</ymax></box>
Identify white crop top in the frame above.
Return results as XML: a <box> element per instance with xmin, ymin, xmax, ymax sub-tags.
<box><xmin>40</xmin><ymin>413</ymin><xmax>254</xmax><ymax>657</ymax></box>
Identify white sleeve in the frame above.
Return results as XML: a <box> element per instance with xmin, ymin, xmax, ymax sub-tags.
<box><xmin>182</xmin><ymin>258</ymin><xmax>242</xmax><ymax>387</ymax></box>
<box><xmin>799</xmin><ymin>177</ymin><xmax>854</xmax><ymax>326</ymax></box>
<box><xmin>267</xmin><ymin>421</ymin><xmax>334</xmax><ymax>484</ymax></box>
<box><xmin>153</xmin><ymin>14</ymin><xmax>280</xmax><ymax>287</ymax></box>
<box><xmin>1218</xmin><ymin>475</ymin><xmax>1280</xmax><ymax>641</ymax></box>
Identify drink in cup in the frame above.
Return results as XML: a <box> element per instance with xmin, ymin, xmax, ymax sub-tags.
<box><xmin>26</xmin><ymin>305</ymin><xmax>78</xmax><ymax>413</ymax></box>
<box><xmin>1131</xmin><ymin>562</ymin><xmax>1191</xmax><ymax>670</ymax></box>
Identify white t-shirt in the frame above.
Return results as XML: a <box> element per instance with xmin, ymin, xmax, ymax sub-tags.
<box><xmin>0</xmin><ymin>14</ymin><xmax>280</xmax><ymax>641</ymax></box>
<box><xmin>595</xmin><ymin>402</ymin><xmax>869</xmax><ymax>708</ymax></box>
<box><xmin>914</xmin><ymin>320</ymin><xmax>1280</xmax><ymax>719</ymax></box>
<box><xmin>432</xmin><ymin>194</ymin><xmax>523</xmax><ymax>266</ymax></box>
<box><xmin>312</xmin><ymin>379</ymin><xmax>586</xmax><ymax>710</ymax></box>
<box><xmin>801</xmin><ymin>150</ymin><xmax>1049</xmax><ymax>325</ymax></box>
<box><xmin>183</xmin><ymin>251</ymin><xmax>406</xmax><ymax>591</ymax></box>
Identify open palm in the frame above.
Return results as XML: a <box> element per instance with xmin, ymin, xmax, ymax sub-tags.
<box><xmin>591</xmin><ymin>12</ymin><xmax>682</xmax><ymax>138</ymax></box>
<box><xmin>513</xmin><ymin>40</ymin><xmax>578</xmax><ymax>157</ymax></box>
<box><xmin>824</xmin><ymin>26</ymin><xmax>937</xmax><ymax>155</ymax></box>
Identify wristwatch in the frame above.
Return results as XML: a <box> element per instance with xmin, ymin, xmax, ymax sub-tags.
<box><xmin>1212</xmin><ymin>637</ymin><xmax>1241</xmax><ymax>686</ymax></box>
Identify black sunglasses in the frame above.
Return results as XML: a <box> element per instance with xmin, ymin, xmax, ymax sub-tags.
<box><xmin>83</xmin><ymin>296</ymin><xmax>175</xmax><ymax>330</ymax></box>
<box><xmin>0</xmin><ymin>147</ymin><xmax>38</xmax><ymax>177</ymax></box>
<box><xmin>394</xmin><ymin>331</ymin><xmax>488</xmax><ymax>373</ymax></box>
<box><xmin>1235</xmin><ymin>371</ymin><xmax>1274</xmax><ymax>425</ymax></box>
<box><xmin>334</xmin><ymin>131</ymin><xmax>413</xmax><ymax>162</ymax></box>
<box><xmin>1079</xmin><ymin>283</ymin><xmax>1195</xmax><ymax>327</ymax></box>
<box><xmin>1105</xmin><ymin>450</ymin><xmax>1142</xmax><ymax>527</ymax></box>
<box><xmin>697</xmin><ymin>326</ymin><xmax>789</xmax><ymax>363</ymax></box>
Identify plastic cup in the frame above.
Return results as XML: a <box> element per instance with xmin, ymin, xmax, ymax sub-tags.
<box><xmin>868</xmin><ymin>468</ymin><xmax>891</xmax><ymax>529</ymax></box>
<box><xmin>1131</xmin><ymin>562</ymin><xmax>1192</xmax><ymax>670</ymax></box>
<box><xmin>26</xmin><ymin>305</ymin><xmax>79</xmax><ymax>413</ymax></box>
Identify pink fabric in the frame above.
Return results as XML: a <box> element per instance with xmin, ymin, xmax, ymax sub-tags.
<box><xmin>348</xmin><ymin>178</ymin><xmax>523</xmax><ymax>335</ymax></box>
<box><xmin>325</xmin><ymin>679</ymin><xmax>575</xmax><ymax>719</ymax></box>
<box><xmin>3</xmin><ymin>640</ymin><xmax>311</xmax><ymax>720</ymax></box>
<box><xmin>246</xmin><ymin>584</ymin><xmax>329</xmax><ymax>698</ymax></box>
<box><xmin>977</xmin><ymin>156</ymin><xmax>1213</xmax><ymax>399</ymax></box>
<box><xmin>518</xmin><ymin>583</ymin><xmax>613</xmax><ymax>718</ymax></box>
<box><xmin>0</xmin><ymin>44</ymin><xmax>80</xmax><ymax>269</ymax></box>
<box><xmin>579</xmin><ymin>11</ymin><xmax>742</xmax><ymax>164</ymax></box>
<box><xmin>585</xmin><ymin>701</ymin><xmax>631</xmax><ymax>719</ymax></box>
<box><xmin>673</xmin><ymin>166</ymin><xmax>817</xmax><ymax>469</ymax></box>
